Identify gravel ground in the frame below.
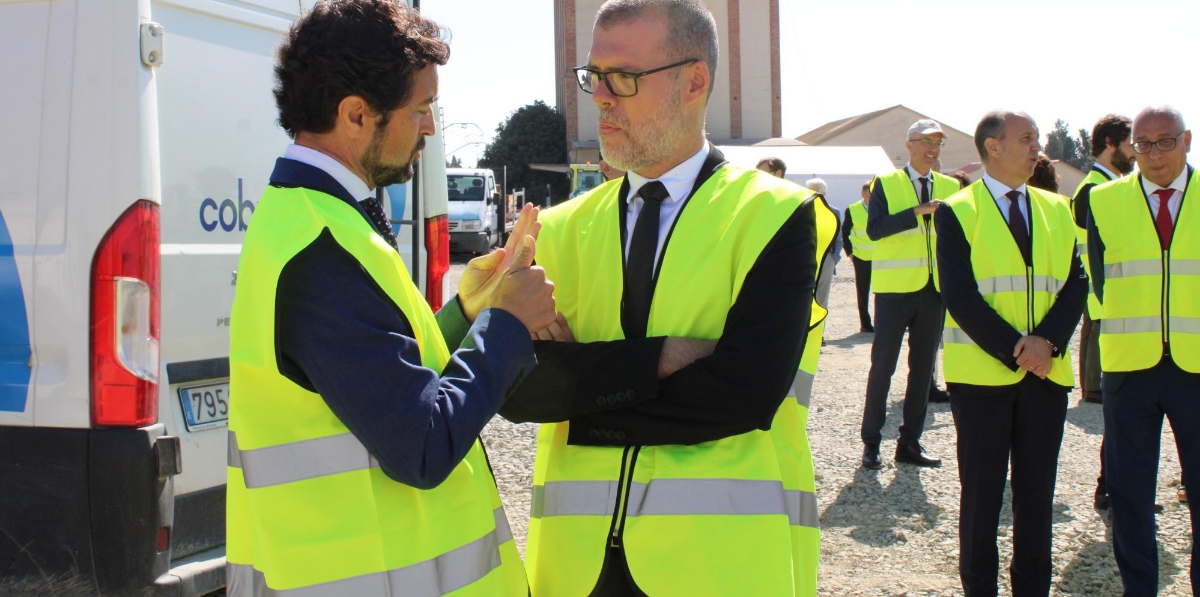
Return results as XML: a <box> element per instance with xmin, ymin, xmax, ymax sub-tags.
<box><xmin>450</xmin><ymin>259</ymin><xmax>1195</xmax><ymax>596</ymax></box>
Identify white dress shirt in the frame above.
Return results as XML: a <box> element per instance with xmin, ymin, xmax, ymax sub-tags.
<box><xmin>1141</xmin><ymin>167</ymin><xmax>1189</xmax><ymax>224</ymax></box>
<box><xmin>624</xmin><ymin>143</ymin><xmax>711</xmax><ymax>265</ymax></box>
<box><xmin>904</xmin><ymin>163</ymin><xmax>936</xmax><ymax>201</ymax></box>
<box><xmin>285</xmin><ymin>144</ymin><xmax>374</xmax><ymax>201</ymax></box>
<box><xmin>982</xmin><ymin>172</ymin><xmax>1031</xmax><ymax>234</ymax></box>
<box><xmin>1092</xmin><ymin>162</ymin><xmax>1118</xmax><ymax>181</ymax></box>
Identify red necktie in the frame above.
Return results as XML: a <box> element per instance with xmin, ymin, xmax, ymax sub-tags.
<box><xmin>1154</xmin><ymin>189</ymin><xmax>1175</xmax><ymax>249</ymax></box>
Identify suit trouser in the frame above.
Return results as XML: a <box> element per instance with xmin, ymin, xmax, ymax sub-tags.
<box><xmin>1079</xmin><ymin>312</ymin><xmax>1101</xmax><ymax>392</ymax></box>
<box><xmin>1103</xmin><ymin>356</ymin><xmax>1200</xmax><ymax>597</ymax></box>
<box><xmin>851</xmin><ymin>256</ymin><xmax>872</xmax><ymax>329</ymax></box>
<box><xmin>860</xmin><ymin>282</ymin><xmax>943</xmax><ymax>446</ymax></box>
<box><xmin>950</xmin><ymin>376</ymin><xmax>1068</xmax><ymax>597</ymax></box>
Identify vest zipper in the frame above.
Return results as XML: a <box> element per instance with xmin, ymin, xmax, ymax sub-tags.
<box><xmin>608</xmin><ymin>446</ymin><xmax>640</xmax><ymax>548</ymax></box>
<box><xmin>1026</xmin><ymin>265</ymin><xmax>1035</xmax><ymax>333</ymax></box>
<box><xmin>924</xmin><ymin>216</ymin><xmax>934</xmax><ymax>279</ymax></box>
<box><xmin>1162</xmin><ymin>249</ymin><xmax>1170</xmax><ymax>344</ymax></box>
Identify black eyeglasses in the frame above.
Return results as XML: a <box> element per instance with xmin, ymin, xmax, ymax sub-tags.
<box><xmin>573</xmin><ymin>59</ymin><xmax>698</xmax><ymax>97</ymax></box>
<box><xmin>1132</xmin><ymin>131</ymin><xmax>1186</xmax><ymax>154</ymax></box>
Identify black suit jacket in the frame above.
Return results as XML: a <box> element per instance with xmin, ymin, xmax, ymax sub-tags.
<box><xmin>500</xmin><ymin>149</ymin><xmax>818</xmax><ymax>447</ymax></box>
<box><xmin>935</xmin><ymin>184</ymin><xmax>1087</xmax><ymax>395</ymax></box>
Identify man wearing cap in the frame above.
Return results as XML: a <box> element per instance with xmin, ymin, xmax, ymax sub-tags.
<box><xmin>858</xmin><ymin>119</ymin><xmax>959</xmax><ymax>469</ymax></box>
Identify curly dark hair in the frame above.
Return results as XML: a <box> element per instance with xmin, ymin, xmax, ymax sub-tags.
<box><xmin>948</xmin><ymin>170</ymin><xmax>971</xmax><ymax>189</ymax></box>
<box><xmin>274</xmin><ymin>0</ymin><xmax>450</xmax><ymax>138</ymax></box>
<box><xmin>756</xmin><ymin>157</ymin><xmax>787</xmax><ymax>175</ymax></box>
<box><xmin>1090</xmin><ymin>114</ymin><xmax>1132</xmax><ymax>158</ymax></box>
<box><xmin>1028</xmin><ymin>154</ymin><xmax>1059</xmax><ymax>194</ymax></box>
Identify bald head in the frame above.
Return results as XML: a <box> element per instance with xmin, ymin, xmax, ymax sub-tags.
<box><xmin>1134</xmin><ymin>105</ymin><xmax>1186</xmax><ymax>134</ymax></box>
<box><xmin>1131</xmin><ymin>105</ymin><xmax>1191</xmax><ymax>187</ymax></box>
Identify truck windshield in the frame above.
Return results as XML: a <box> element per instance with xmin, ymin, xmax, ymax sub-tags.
<box><xmin>447</xmin><ymin>175</ymin><xmax>487</xmax><ymax>201</ymax></box>
<box><xmin>572</xmin><ymin>170</ymin><xmax>603</xmax><ymax>198</ymax></box>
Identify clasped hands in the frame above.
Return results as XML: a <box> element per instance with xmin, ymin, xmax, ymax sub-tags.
<box><xmin>1013</xmin><ymin>335</ymin><xmax>1053</xmax><ymax>379</ymax></box>
<box><xmin>457</xmin><ymin>203</ymin><xmax>557</xmax><ymax>333</ymax></box>
<box><xmin>458</xmin><ymin>203</ymin><xmax>715</xmax><ymax>378</ymax></box>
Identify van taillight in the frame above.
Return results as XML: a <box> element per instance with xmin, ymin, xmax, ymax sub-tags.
<box><xmin>90</xmin><ymin>200</ymin><xmax>161</xmax><ymax>428</ymax></box>
<box><xmin>424</xmin><ymin>214</ymin><xmax>449</xmax><ymax>308</ymax></box>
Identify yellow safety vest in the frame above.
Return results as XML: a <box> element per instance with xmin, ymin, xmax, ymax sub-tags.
<box><xmin>872</xmin><ymin>169</ymin><xmax>959</xmax><ymax>293</ymax></box>
<box><xmin>528</xmin><ymin>165</ymin><xmax>829</xmax><ymax>597</ymax></box>
<box><xmin>941</xmin><ymin>182</ymin><xmax>1076</xmax><ymax>387</ymax></box>
<box><xmin>783</xmin><ymin>194</ymin><xmax>838</xmax><ymax>596</ymax></box>
<box><xmin>1071</xmin><ymin>167</ymin><xmax>1113</xmax><ymax>319</ymax></box>
<box><xmin>226</xmin><ymin>185</ymin><xmax>526</xmax><ymax>596</ymax></box>
<box><xmin>846</xmin><ymin>200</ymin><xmax>875</xmax><ymax>261</ymax></box>
<box><xmin>1089</xmin><ymin>168</ymin><xmax>1200</xmax><ymax>373</ymax></box>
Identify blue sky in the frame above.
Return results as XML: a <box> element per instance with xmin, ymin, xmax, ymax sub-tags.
<box><xmin>424</xmin><ymin>0</ymin><xmax>1200</xmax><ymax>167</ymax></box>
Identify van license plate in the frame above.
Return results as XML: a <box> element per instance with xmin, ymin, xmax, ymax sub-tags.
<box><xmin>179</xmin><ymin>382</ymin><xmax>230</xmax><ymax>431</ymax></box>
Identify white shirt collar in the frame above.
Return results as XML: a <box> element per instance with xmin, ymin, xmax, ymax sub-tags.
<box><xmin>904</xmin><ymin>163</ymin><xmax>935</xmax><ymax>182</ymax></box>
<box><xmin>981</xmin><ymin>172</ymin><xmax>1027</xmax><ymax>200</ymax></box>
<box><xmin>284</xmin><ymin>144</ymin><xmax>374</xmax><ymax>201</ymax></box>
<box><xmin>626</xmin><ymin>143</ymin><xmax>711</xmax><ymax>204</ymax></box>
<box><xmin>1092</xmin><ymin>162</ymin><xmax>1118</xmax><ymax>181</ymax></box>
<box><xmin>1141</xmin><ymin>167</ymin><xmax>1190</xmax><ymax>196</ymax></box>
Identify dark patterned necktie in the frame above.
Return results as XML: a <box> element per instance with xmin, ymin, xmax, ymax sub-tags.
<box><xmin>918</xmin><ymin>176</ymin><xmax>931</xmax><ymax>226</ymax></box>
<box><xmin>360</xmin><ymin>197</ymin><xmax>399</xmax><ymax>251</ymax></box>
<box><xmin>623</xmin><ymin>181</ymin><xmax>670</xmax><ymax>339</ymax></box>
<box><xmin>1006</xmin><ymin>190</ymin><xmax>1031</xmax><ymax>266</ymax></box>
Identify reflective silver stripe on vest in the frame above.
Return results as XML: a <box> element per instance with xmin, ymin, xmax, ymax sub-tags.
<box><xmin>790</xmin><ymin>370</ymin><xmax>815</xmax><ymax>408</ymax></box>
<box><xmin>533</xmin><ymin>478</ymin><xmax>819</xmax><ymax>528</ymax></box>
<box><xmin>228</xmin><ymin>431</ymin><xmax>243</xmax><ymax>469</ymax></box>
<box><xmin>1171</xmin><ymin>316</ymin><xmax>1200</xmax><ymax>334</ymax></box>
<box><xmin>530</xmin><ymin>481</ymin><xmax>618</xmax><ymax>518</ymax></box>
<box><xmin>227</xmin><ymin>506</ymin><xmax>511</xmax><ymax>597</ymax></box>
<box><xmin>974</xmin><ymin>275</ymin><xmax>1065</xmax><ymax>295</ymax></box>
<box><xmin>872</xmin><ymin>257</ymin><xmax>928</xmax><ymax>270</ymax></box>
<box><xmin>1105</xmin><ymin>260</ymin><xmax>1162</xmax><ymax>279</ymax></box>
<box><xmin>234</xmin><ymin>432</ymin><xmax>379</xmax><ymax>489</ymax></box>
<box><xmin>943</xmin><ymin>327</ymin><xmax>975</xmax><ymax>346</ymax></box>
<box><xmin>1172</xmin><ymin>259</ymin><xmax>1200</xmax><ymax>276</ymax></box>
<box><xmin>787</xmin><ymin>489</ymin><xmax>820</xmax><ymax>529</ymax></box>
<box><xmin>1102</xmin><ymin>316</ymin><xmax>1162</xmax><ymax>334</ymax></box>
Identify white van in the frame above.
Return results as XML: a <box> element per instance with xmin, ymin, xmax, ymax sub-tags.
<box><xmin>446</xmin><ymin>168</ymin><xmax>501</xmax><ymax>254</ymax></box>
<box><xmin>0</xmin><ymin>2</ymin><xmax>448</xmax><ymax>595</ymax></box>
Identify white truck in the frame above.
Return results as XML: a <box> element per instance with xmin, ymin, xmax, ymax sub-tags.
<box><xmin>0</xmin><ymin>2</ymin><xmax>449</xmax><ymax>595</ymax></box>
<box><xmin>446</xmin><ymin>168</ymin><xmax>506</xmax><ymax>254</ymax></box>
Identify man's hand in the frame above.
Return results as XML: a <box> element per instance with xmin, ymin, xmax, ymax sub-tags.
<box><xmin>1013</xmin><ymin>335</ymin><xmax>1053</xmax><ymax>379</ymax></box>
<box><xmin>533</xmin><ymin>312</ymin><xmax>575</xmax><ymax>342</ymax></box>
<box><xmin>489</xmin><ymin>234</ymin><xmax>556</xmax><ymax>332</ymax></box>
<box><xmin>458</xmin><ymin>203</ymin><xmax>542</xmax><ymax>322</ymax></box>
<box><xmin>913</xmin><ymin>199</ymin><xmax>943</xmax><ymax>216</ymax></box>
<box><xmin>658</xmin><ymin>337</ymin><xmax>717</xmax><ymax>379</ymax></box>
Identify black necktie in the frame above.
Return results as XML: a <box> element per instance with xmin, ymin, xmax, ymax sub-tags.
<box><xmin>623</xmin><ymin>181</ymin><xmax>670</xmax><ymax>339</ymax></box>
<box><xmin>918</xmin><ymin>176</ymin><xmax>931</xmax><ymax>226</ymax></box>
<box><xmin>1006</xmin><ymin>190</ymin><xmax>1032</xmax><ymax>266</ymax></box>
<box><xmin>360</xmin><ymin>197</ymin><xmax>399</xmax><ymax>252</ymax></box>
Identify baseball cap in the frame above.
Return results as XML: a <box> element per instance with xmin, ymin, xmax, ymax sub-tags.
<box><xmin>907</xmin><ymin>119</ymin><xmax>945</xmax><ymax>137</ymax></box>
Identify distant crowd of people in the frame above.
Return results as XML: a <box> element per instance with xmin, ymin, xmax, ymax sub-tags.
<box><xmin>757</xmin><ymin>109</ymin><xmax>1195</xmax><ymax>597</ymax></box>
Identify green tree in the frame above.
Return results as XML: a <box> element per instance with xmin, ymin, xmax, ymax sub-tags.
<box><xmin>446</xmin><ymin>154</ymin><xmax>463</xmax><ymax>169</ymax></box>
<box><xmin>1044</xmin><ymin>119</ymin><xmax>1089</xmax><ymax>171</ymax></box>
<box><xmin>478</xmin><ymin>100</ymin><xmax>569</xmax><ymax>204</ymax></box>
<box><xmin>1077</xmin><ymin>128</ymin><xmax>1094</xmax><ymax>172</ymax></box>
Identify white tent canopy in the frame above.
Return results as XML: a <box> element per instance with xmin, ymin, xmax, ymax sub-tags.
<box><xmin>715</xmin><ymin>145</ymin><xmax>896</xmax><ymax>212</ymax></box>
